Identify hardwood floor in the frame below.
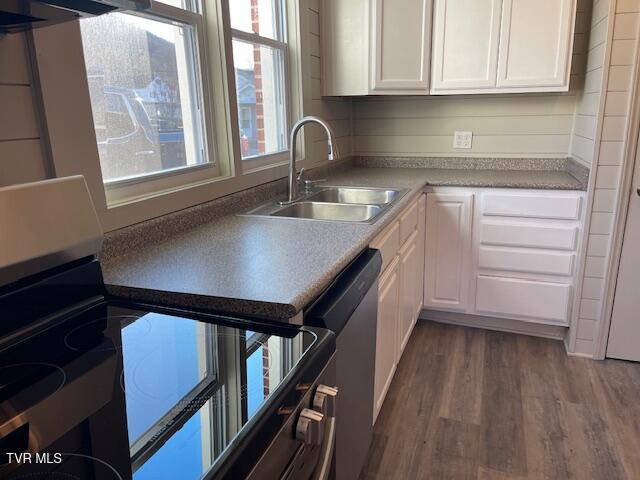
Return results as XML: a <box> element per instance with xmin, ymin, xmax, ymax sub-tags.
<box><xmin>360</xmin><ymin>321</ymin><xmax>640</xmax><ymax>480</ymax></box>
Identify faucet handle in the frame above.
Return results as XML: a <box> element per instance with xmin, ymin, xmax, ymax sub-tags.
<box><xmin>304</xmin><ymin>179</ymin><xmax>326</xmax><ymax>188</ymax></box>
<box><xmin>297</xmin><ymin>168</ymin><xmax>325</xmax><ymax>191</ymax></box>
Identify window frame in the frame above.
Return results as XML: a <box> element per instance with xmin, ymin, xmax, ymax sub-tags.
<box><xmin>80</xmin><ymin>1</ymin><xmax>222</xmax><ymax>205</ymax></box>
<box><xmin>228</xmin><ymin>0</ymin><xmax>292</xmax><ymax>172</ymax></box>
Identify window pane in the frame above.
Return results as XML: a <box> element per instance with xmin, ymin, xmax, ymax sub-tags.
<box><xmin>233</xmin><ymin>40</ymin><xmax>287</xmax><ymax>159</ymax></box>
<box><xmin>80</xmin><ymin>13</ymin><xmax>207</xmax><ymax>183</ymax></box>
<box><xmin>229</xmin><ymin>0</ymin><xmax>283</xmax><ymax>41</ymax></box>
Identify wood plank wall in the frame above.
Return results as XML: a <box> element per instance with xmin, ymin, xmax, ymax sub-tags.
<box><xmin>573</xmin><ymin>0</ymin><xmax>640</xmax><ymax>356</ymax></box>
<box><xmin>571</xmin><ymin>0</ymin><xmax>611</xmax><ymax>167</ymax></box>
<box><xmin>0</xmin><ymin>33</ymin><xmax>49</xmax><ymax>187</ymax></box>
<box><xmin>304</xmin><ymin>0</ymin><xmax>353</xmax><ymax>165</ymax></box>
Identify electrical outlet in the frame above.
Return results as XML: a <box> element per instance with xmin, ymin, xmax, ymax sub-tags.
<box><xmin>453</xmin><ymin>131</ymin><xmax>473</xmax><ymax>149</ymax></box>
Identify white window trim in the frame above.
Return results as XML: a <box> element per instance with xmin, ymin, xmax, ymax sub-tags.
<box><xmin>228</xmin><ymin>0</ymin><xmax>292</xmax><ymax>172</ymax></box>
<box><xmin>29</xmin><ymin>0</ymin><xmax>309</xmax><ymax>232</ymax></box>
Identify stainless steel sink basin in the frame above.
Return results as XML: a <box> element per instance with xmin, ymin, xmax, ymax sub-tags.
<box><xmin>241</xmin><ymin>185</ymin><xmax>409</xmax><ymax>223</ymax></box>
<box><xmin>271</xmin><ymin>201</ymin><xmax>382</xmax><ymax>222</ymax></box>
<box><xmin>305</xmin><ymin>187</ymin><xmax>400</xmax><ymax>205</ymax></box>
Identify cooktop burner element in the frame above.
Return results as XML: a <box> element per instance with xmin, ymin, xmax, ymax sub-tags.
<box><xmin>63</xmin><ymin>315</ymin><xmax>150</xmax><ymax>352</ymax></box>
<box><xmin>0</xmin><ymin>362</ymin><xmax>66</xmax><ymax>403</ymax></box>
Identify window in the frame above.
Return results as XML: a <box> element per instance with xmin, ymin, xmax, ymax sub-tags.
<box><xmin>229</xmin><ymin>0</ymin><xmax>289</xmax><ymax>168</ymax></box>
<box><xmin>38</xmin><ymin>0</ymin><xmax>300</xmax><ymax>225</ymax></box>
<box><xmin>79</xmin><ymin>1</ymin><xmax>217</xmax><ymax>199</ymax></box>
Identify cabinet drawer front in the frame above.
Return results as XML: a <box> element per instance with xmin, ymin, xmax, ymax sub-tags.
<box><xmin>399</xmin><ymin>199</ymin><xmax>419</xmax><ymax>244</ymax></box>
<box><xmin>480</xmin><ymin>221</ymin><xmax>578</xmax><ymax>250</ymax></box>
<box><xmin>482</xmin><ymin>193</ymin><xmax>582</xmax><ymax>220</ymax></box>
<box><xmin>371</xmin><ymin>220</ymin><xmax>400</xmax><ymax>272</ymax></box>
<box><xmin>476</xmin><ymin>275</ymin><xmax>571</xmax><ymax>323</ymax></box>
<box><xmin>478</xmin><ymin>246</ymin><xmax>575</xmax><ymax>276</ymax></box>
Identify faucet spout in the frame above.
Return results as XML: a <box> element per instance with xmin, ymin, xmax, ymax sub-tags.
<box><xmin>282</xmin><ymin>116</ymin><xmax>339</xmax><ymax>205</ymax></box>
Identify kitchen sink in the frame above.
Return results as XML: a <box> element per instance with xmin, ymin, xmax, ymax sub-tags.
<box><xmin>270</xmin><ymin>201</ymin><xmax>382</xmax><ymax>222</ymax></box>
<box><xmin>242</xmin><ymin>185</ymin><xmax>408</xmax><ymax>223</ymax></box>
<box><xmin>305</xmin><ymin>186</ymin><xmax>400</xmax><ymax>205</ymax></box>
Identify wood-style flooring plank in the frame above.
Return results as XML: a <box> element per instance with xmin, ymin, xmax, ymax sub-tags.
<box><xmin>438</xmin><ymin>326</ymin><xmax>485</xmax><ymax>425</ymax></box>
<box><xmin>479</xmin><ymin>331</ymin><xmax>528</xmax><ymax>476</ymax></box>
<box><xmin>588</xmin><ymin>360</ymin><xmax>640</xmax><ymax>478</ymax></box>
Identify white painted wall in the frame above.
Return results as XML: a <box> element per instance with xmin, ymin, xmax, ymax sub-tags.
<box><xmin>571</xmin><ymin>0</ymin><xmax>640</xmax><ymax>356</ymax></box>
<box><xmin>0</xmin><ymin>33</ymin><xmax>49</xmax><ymax>187</ymax></box>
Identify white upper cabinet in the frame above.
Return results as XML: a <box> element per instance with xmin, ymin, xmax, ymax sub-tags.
<box><xmin>431</xmin><ymin>0</ymin><xmax>501</xmax><ymax>91</ymax></box>
<box><xmin>371</xmin><ymin>0</ymin><xmax>432</xmax><ymax>92</ymax></box>
<box><xmin>430</xmin><ymin>0</ymin><xmax>576</xmax><ymax>94</ymax></box>
<box><xmin>323</xmin><ymin>0</ymin><xmax>432</xmax><ymax>96</ymax></box>
<box><xmin>497</xmin><ymin>0</ymin><xmax>575</xmax><ymax>89</ymax></box>
<box><xmin>324</xmin><ymin>0</ymin><xmax>576</xmax><ymax>96</ymax></box>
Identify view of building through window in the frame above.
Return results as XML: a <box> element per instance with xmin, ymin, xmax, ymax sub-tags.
<box><xmin>80</xmin><ymin>11</ymin><xmax>207</xmax><ymax>183</ymax></box>
<box><xmin>230</xmin><ymin>0</ymin><xmax>288</xmax><ymax>160</ymax></box>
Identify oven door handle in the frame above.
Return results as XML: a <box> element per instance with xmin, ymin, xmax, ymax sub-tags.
<box><xmin>313</xmin><ymin>417</ymin><xmax>335</xmax><ymax>480</ymax></box>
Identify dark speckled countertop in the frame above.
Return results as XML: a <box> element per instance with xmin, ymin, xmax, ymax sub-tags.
<box><xmin>101</xmin><ymin>164</ymin><xmax>586</xmax><ymax>322</ymax></box>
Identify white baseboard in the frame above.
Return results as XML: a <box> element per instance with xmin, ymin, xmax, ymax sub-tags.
<box><xmin>419</xmin><ymin>309</ymin><xmax>567</xmax><ymax>340</ymax></box>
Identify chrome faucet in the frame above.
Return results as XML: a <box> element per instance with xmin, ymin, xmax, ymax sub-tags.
<box><xmin>281</xmin><ymin>116</ymin><xmax>339</xmax><ymax>205</ymax></box>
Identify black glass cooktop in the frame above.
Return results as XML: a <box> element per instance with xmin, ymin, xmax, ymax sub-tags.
<box><xmin>0</xmin><ymin>303</ymin><xmax>321</xmax><ymax>480</ymax></box>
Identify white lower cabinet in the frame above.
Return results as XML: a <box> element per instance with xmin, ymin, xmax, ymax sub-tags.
<box><xmin>416</xmin><ymin>194</ymin><xmax>427</xmax><ymax>316</ymax></box>
<box><xmin>424</xmin><ymin>192</ymin><xmax>474</xmax><ymax>311</ymax></box>
<box><xmin>423</xmin><ymin>188</ymin><xmax>584</xmax><ymax>327</ymax></box>
<box><xmin>374</xmin><ymin>256</ymin><xmax>399</xmax><ymax>424</ymax></box>
<box><xmin>371</xmin><ymin>194</ymin><xmax>425</xmax><ymax>424</ymax></box>
<box><xmin>398</xmin><ymin>230</ymin><xmax>420</xmax><ymax>355</ymax></box>
<box><xmin>475</xmin><ymin>275</ymin><xmax>572</xmax><ymax>324</ymax></box>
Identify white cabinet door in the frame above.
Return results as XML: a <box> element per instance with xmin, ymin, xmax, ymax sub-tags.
<box><xmin>398</xmin><ymin>230</ymin><xmax>420</xmax><ymax>357</ymax></box>
<box><xmin>424</xmin><ymin>192</ymin><xmax>474</xmax><ymax>311</ymax></box>
<box><xmin>374</xmin><ymin>257</ymin><xmax>399</xmax><ymax>424</ymax></box>
<box><xmin>431</xmin><ymin>0</ymin><xmax>502</xmax><ymax>92</ymax></box>
<box><xmin>371</xmin><ymin>0</ymin><xmax>432</xmax><ymax>93</ymax></box>
<box><xmin>416</xmin><ymin>194</ymin><xmax>427</xmax><ymax>316</ymax></box>
<box><xmin>497</xmin><ymin>0</ymin><xmax>575</xmax><ymax>89</ymax></box>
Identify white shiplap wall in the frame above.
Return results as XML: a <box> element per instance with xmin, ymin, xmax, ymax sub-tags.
<box><xmin>571</xmin><ymin>0</ymin><xmax>611</xmax><ymax>166</ymax></box>
<box><xmin>304</xmin><ymin>0</ymin><xmax>352</xmax><ymax>165</ymax></box>
<box><xmin>0</xmin><ymin>33</ymin><xmax>49</xmax><ymax>187</ymax></box>
<box><xmin>352</xmin><ymin>94</ymin><xmax>576</xmax><ymax>157</ymax></box>
<box><xmin>571</xmin><ymin>0</ymin><xmax>639</xmax><ymax>356</ymax></box>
